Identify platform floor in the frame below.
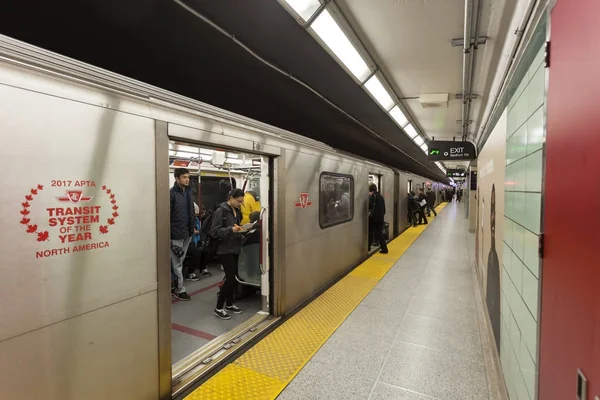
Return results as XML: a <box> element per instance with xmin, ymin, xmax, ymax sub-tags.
<box><xmin>186</xmin><ymin>202</ymin><xmax>502</xmax><ymax>399</ymax></box>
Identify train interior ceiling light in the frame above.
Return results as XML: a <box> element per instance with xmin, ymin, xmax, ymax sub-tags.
<box><xmin>279</xmin><ymin>0</ymin><xmax>445</xmax><ymax>171</ymax></box>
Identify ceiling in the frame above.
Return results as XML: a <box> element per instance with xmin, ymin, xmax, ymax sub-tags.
<box><xmin>0</xmin><ymin>0</ymin><xmax>521</xmax><ymax>180</ymax></box>
<box><xmin>335</xmin><ymin>0</ymin><xmax>518</xmax><ymax>170</ymax></box>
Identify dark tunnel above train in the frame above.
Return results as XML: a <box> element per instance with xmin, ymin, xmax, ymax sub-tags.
<box><xmin>0</xmin><ymin>0</ymin><xmax>448</xmax><ymax>183</ymax></box>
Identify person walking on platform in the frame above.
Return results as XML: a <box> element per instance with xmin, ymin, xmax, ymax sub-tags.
<box><xmin>170</xmin><ymin>168</ymin><xmax>195</xmax><ymax>301</ymax></box>
<box><xmin>426</xmin><ymin>187</ymin><xmax>437</xmax><ymax>217</ymax></box>
<box><xmin>211</xmin><ymin>188</ymin><xmax>246</xmax><ymax>320</ymax></box>
<box><xmin>368</xmin><ymin>184</ymin><xmax>388</xmax><ymax>254</ymax></box>
<box><xmin>417</xmin><ymin>188</ymin><xmax>429</xmax><ymax>225</ymax></box>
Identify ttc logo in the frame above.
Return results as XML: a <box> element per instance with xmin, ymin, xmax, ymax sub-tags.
<box><xmin>294</xmin><ymin>193</ymin><xmax>313</xmax><ymax>209</ymax></box>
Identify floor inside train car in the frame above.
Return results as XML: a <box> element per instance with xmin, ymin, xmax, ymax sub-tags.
<box><xmin>186</xmin><ymin>201</ymin><xmax>502</xmax><ymax>400</ymax></box>
<box><xmin>171</xmin><ymin>261</ymin><xmax>262</xmax><ymax>364</ymax></box>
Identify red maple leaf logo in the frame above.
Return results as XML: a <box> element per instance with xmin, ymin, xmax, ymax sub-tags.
<box><xmin>106</xmin><ymin>189</ymin><xmax>112</xmax><ymax>194</ymax></box>
<box><xmin>107</xmin><ymin>218</ymin><xmax>115</xmax><ymax>225</ymax></box>
<box><xmin>22</xmin><ymin>202</ymin><xmax>30</xmax><ymax>208</ymax></box>
<box><xmin>31</xmin><ymin>189</ymin><xmax>38</xmax><ymax>195</ymax></box>
<box><xmin>25</xmin><ymin>195</ymin><xmax>33</xmax><ymax>201</ymax></box>
<box><xmin>112</xmin><ymin>205</ymin><xmax>119</xmax><ymax>211</ymax></box>
<box><xmin>20</xmin><ymin>209</ymin><xmax>30</xmax><ymax>216</ymax></box>
<box><xmin>26</xmin><ymin>224</ymin><xmax>38</xmax><ymax>233</ymax></box>
<box><xmin>20</xmin><ymin>217</ymin><xmax>30</xmax><ymax>225</ymax></box>
<box><xmin>37</xmin><ymin>184</ymin><xmax>44</xmax><ymax>190</ymax></box>
<box><xmin>110</xmin><ymin>194</ymin><xmax>115</xmax><ymax>199</ymax></box>
<box><xmin>110</xmin><ymin>199</ymin><xmax>116</xmax><ymax>204</ymax></box>
<box><xmin>102</xmin><ymin>185</ymin><xmax>107</xmax><ymax>190</ymax></box>
<box><xmin>112</xmin><ymin>212</ymin><xmax>119</xmax><ymax>218</ymax></box>
<box><xmin>99</xmin><ymin>225</ymin><xmax>109</xmax><ymax>234</ymax></box>
<box><xmin>37</xmin><ymin>231</ymin><xmax>50</xmax><ymax>242</ymax></box>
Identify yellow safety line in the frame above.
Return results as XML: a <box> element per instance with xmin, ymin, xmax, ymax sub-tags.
<box><xmin>186</xmin><ymin>204</ymin><xmax>447</xmax><ymax>400</ymax></box>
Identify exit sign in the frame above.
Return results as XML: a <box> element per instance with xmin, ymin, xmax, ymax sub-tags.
<box><xmin>428</xmin><ymin>141</ymin><xmax>477</xmax><ymax>161</ymax></box>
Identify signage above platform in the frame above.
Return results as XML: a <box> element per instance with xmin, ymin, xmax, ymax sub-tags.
<box><xmin>428</xmin><ymin>141</ymin><xmax>476</xmax><ymax>161</ymax></box>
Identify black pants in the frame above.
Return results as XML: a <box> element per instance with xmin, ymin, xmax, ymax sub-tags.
<box><xmin>183</xmin><ymin>244</ymin><xmax>204</xmax><ymax>277</ymax></box>
<box><xmin>418</xmin><ymin>208</ymin><xmax>428</xmax><ymax>224</ymax></box>
<box><xmin>371</xmin><ymin>221</ymin><xmax>388</xmax><ymax>252</ymax></box>
<box><xmin>216</xmin><ymin>254</ymin><xmax>239</xmax><ymax>309</ymax></box>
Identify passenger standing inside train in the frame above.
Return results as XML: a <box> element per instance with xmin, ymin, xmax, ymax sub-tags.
<box><xmin>183</xmin><ymin>203</ymin><xmax>212</xmax><ymax>281</ymax></box>
<box><xmin>417</xmin><ymin>188</ymin><xmax>428</xmax><ymax>225</ymax></box>
<box><xmin>407</xmin><ymin>192</ymin><xmax>418</xmax><ymax>227</ymax></box>
<box><xmin>211</xmin><ymin>188</ymin><xmax>246</xmax><ymax>320</ymax></box>
<box><xmin>426</xmin><ymin>187</ymin><xmax>437</xmax><ymax>217</ymax></box>
<box><xmin>241</xmin><ymin>188</ymin><xmax>261</xmax><ymax>225</ymax></box>
<box><xmin>368</xmin><ymin>184</ymin><xmax>388</xmax><ymax>254</ymax></box>
<box><xmin>170</xmin><ymin>168</ymin><xmax>195</xmax><ymax>301</ymax></box>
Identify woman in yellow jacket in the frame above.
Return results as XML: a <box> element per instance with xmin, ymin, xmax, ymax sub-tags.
<box><xmin>241</xmin><ymin>189</ymin><xmax>261</xmax><ymax>224</ymax></box>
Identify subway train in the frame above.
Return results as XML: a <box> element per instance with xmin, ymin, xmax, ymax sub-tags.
<box><xmin>0</xmin><ymin>35</ymin><xmax>446</xmax><ymax>399</ymax></box>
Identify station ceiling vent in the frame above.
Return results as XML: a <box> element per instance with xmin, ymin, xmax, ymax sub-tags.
<box><xmin>419</xmin><ymin>93</ymin><xmax>449</xmax><ymax>108</ymax></box>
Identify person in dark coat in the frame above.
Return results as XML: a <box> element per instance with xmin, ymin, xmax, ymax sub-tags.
<box><xmin>368</xmin><ymin>184</ymin><xmax>388</xmax><ymax>254</ymax></box>
<box><xmin>170</xmin><ymin>168</ymin><xmax>196</xmax><ymax>301</ymax></box>
<box><xmin>211</xmin><ymin>188</ymin><xmax>246</xmax><ymax>320</ymax></box>
<box><xmin>426</xmin><ymin>187</ymin><xmax>437</xmax><ymax>217</ymax></box>
<box><xmin>407</xmin><ymin>192</ymin><xmax>418</xmax><ymax>227</ymax></box>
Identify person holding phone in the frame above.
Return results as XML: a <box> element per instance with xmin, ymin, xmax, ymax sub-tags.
<box><xmin>210</xmin><ymin>188</ymin><xmax>246</xmax><ymax>320</ymax></box>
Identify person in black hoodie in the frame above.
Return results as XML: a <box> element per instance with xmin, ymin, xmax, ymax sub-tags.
<box><xmin>211</xmin><ymin>188</ymin><xmax>246</xmax><ymax>320</ymax></box>
<box><xmin>368</xmin><ymin>184</ymin><xmax>388</xmax><ymax>254</ymax></box>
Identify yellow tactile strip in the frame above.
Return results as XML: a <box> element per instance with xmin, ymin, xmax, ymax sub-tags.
<box><xmin>186</xmin><ymin>204</ymin><xmax>446</xmax><ymax>400</ymax></box>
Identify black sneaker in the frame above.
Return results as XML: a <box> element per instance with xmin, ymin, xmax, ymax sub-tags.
<box><xmin>225</xmin><ymin>305</ymin><xmax>243</xmax><ymax>314</ymax></box>
<box><xmin>185</xmin><ymin>273</ymin><xmax>200</xmax><ymax>282</ymax></box>
<box><xmin>174</xmin><ymin>292</ymin><xmax>191</xmax><ymax>301</ymax></box>
<box><xmin>379</xmin><ymin>250</ymin><xmax>389</xmax><ymax>254</ymax></box>
<box><xmin>214</xmin><ymin>309</ymin><xmax>231</xmax><ymax>320</ymax></box>
<box><xmin>201</xmin><ymin>269</ymin><xmax>212</xmax><ymax>277</ymax></box>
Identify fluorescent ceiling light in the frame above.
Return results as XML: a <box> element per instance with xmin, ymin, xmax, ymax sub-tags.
<box><xmin>389</xmin><ymin>106</ymin><xmax>409</xmax><ymax>127</ymax></box>
<box><xmin>420</xmin><ymin>144</ymin><xmax>428</xmax><ymax>153</ymax></box>
<box><xmin>282</xmin><ymin>0</ymin><xmax>321</xmax><ymax>22</ymax></box>
<box><xmin>404</xmin><ymin>124</ymin><xmax>418</xmax><ymax>139</ymax></box>
<box><xmin>311</xmin><ymin>9</ymin><xmax>371</xmax><ymax>82</ymax></box>
<box><xmin>414</xmin><ymin>135</ymin><xmax>425</xmax><ymax>146</ymax></box>
<box><xmin>364</xmin><ymin>75</ymin><xmax>394</xmax><ymax>110</ymax></box>
<box><xmin>226</xmin><ymin>158</ymin><xmax>242</xmax><ymax>165</ymax></box>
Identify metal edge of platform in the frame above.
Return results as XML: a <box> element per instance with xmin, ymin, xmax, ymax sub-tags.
<box><xmin>172</xmin><ymin>312</ymin><xmax>280</xmax><ymax>397</ymax></box>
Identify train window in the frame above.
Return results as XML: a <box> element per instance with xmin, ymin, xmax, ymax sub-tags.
<box><xmin>319</xmin><ymin>172</ymin><xmax>354</xmax><ymax>229</ymax></box>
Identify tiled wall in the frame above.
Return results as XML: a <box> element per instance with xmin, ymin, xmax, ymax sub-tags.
<box><xmin>502</xmin><ymin>40</ymin><xmax>545</xmax><ymax>400</ymax></box>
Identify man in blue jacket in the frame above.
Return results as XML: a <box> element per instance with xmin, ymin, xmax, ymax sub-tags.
<box><xmin>170</xmin><ymin>168</ymin><xmax>195</xmax><ymax>301</ymax></box>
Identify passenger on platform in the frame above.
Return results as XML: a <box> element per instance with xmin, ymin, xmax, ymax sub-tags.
<box><xmin>183</xmin><ymin>203</ymin><xmax>212</xmax><ymax>282</ymax></box>
<box><xmin>426</xmin><ymin>187</ymin><xmax>437</xmax><ymax>217</ymax></box>
<box><xmin>240</xmin><ymin>189</ymin><xmax>261</xmax><ymax>225</ymax></box>
<box><xmin>211</xmin><ymin>188</ymin><xmax>246</xmax><ymax>320</ymax></box>
<box><xmin>407</xmin><ymin>192</ymin><xmax>418</xmax><ymax>227</ymax></box>
<box><xmin>170</xmin><ymin>168</ymin><xmax>195</xmax><ymax>301</ymax></box>
<box><xmin>368</xmin><ymin>184</ymin><xmax>388</xmax><ymax>254</ymax></box>
<box><xmin>417</xmin><ymin>188</ymin><xmax>429</xmax><ymax>225</ymax></box>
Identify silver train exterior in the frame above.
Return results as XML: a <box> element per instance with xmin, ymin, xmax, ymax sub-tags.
<box><xmin>0</xmin><ymin>36</ymin><xmax>444</xmax><ymax>400</ymax></box>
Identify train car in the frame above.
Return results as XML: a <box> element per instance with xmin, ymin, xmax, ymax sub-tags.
<box><xmin>0</xmin><ymin>35</ymin><xmax>444</xmax><ymax>399</ymax></box>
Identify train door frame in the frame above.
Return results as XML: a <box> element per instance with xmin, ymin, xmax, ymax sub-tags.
<box><xmin>159</xmin><ymin>123</ymin><xmax>282</xmax><ymax>398</ymax></box>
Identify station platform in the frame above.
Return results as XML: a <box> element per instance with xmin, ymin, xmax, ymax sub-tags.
<box><xmin>186</xmin><ymin>202</ymin><xmax>503</xmax><ymax>400</ymax></box>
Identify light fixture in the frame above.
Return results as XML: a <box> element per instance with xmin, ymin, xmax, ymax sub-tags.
<box><xmin>420</xmin><ymin>144</ymin><xmax>428</xmax><ymax>153</ymax></box>
<box><xmin>281</xmin><ymin>0</ymin><xmax>321</xmax><ymax>22</ymax></box>
<box><xmin>364</xmin><ymin>75</ymin><xmax>394</xmax><ymax>111</ymax></box>
<box><xmin>311</xmin><ymin>9</ymin><xmax>371</xmax><ymax>82</ymax></box>
<box><xmin>414</xmin><ymin>135</ymin><xmax>425</xmax><ymax>146</ymax></box>
<box><xmin>225</xmin><ymin>158</ymin><xmax>242</xmax><ymax>165</ymax></box>
<box><xmin>404</xmin><ymin>124</ymin><xmax>418</xmax><ymax>139</ymax></box>
<box><xmin>389</xmin><ymin>106</ymin><xmax>409</xmax><ymax>127</ymax></box>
